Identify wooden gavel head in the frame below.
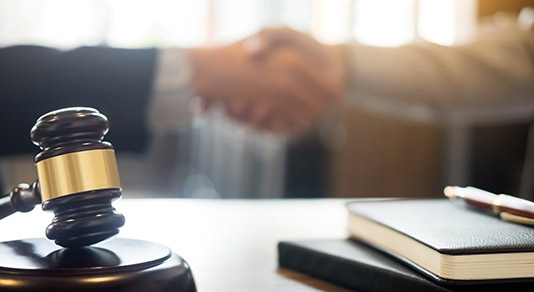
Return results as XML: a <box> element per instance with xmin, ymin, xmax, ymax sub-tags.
<box><xmin>30</xmin><ymin>107</ymin><xmax>125</xmax><ymax>248</ymax></box>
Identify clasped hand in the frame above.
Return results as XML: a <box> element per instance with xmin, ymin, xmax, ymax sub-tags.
<box><xmin>189</xmin><ymin>28</ymin><xmax>346</xmax><ymax>135</ymax></box>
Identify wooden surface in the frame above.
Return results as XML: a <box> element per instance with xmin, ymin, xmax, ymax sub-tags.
<box><xmin>0</xmin><ymin>198</ymin><xmax>356</xmax><ymax>292</ymax></box>
<box><xmin>477</xmin><ymin>0</ymin><xmax>533</xmax><ymax>17</ymax></box>
<box><xmin>330</xmin><ymin>107</ymin><xmax>444</xmax><ymax>198</ymax></box>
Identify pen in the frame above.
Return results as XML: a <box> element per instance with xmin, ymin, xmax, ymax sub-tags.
<box><xmin>444</xmin><ymin>186</ymin><xmax>534</xmax><ymax>226</ymax></box>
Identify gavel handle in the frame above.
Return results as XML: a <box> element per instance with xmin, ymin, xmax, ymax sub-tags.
<box><xmin>0</xmin><ymin>196</ymin><xmax>16</xmax><ymax>220</ymax></box>
<box><xmin>0</xmin><ymin>181</ymin><xmax>41</xmax><ymax>221</ymax></box>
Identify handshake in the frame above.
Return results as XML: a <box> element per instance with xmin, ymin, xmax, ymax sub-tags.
<box><xmin>188</xmin><ymin>28</ymin><xmax>347</xmax><ymax>135</ymax></box>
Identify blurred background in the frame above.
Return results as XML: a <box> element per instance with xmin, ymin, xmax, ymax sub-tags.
<box><xmin>0</xmin><ymin>0</ymin><xmax>532</xmax><ymax>199</ymax></box>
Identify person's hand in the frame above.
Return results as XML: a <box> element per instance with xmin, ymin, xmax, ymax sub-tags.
<box><xmin>244</xmin><ymin>27</ymin><xmax>347</xmax><ymax>134</ymax></box>
<box><xmin>188</xmin><ymin>28</ymin><xmax>346</xmax><ymax>134</ymax></box>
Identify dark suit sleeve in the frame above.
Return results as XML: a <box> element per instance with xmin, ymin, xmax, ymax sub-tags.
<box><xmin>0</xmin><ymin>45</ymin><xmax>158</xmax><ymax>155</ymax></box>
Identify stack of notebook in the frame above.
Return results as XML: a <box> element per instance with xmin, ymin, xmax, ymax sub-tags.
<box><xmin>278</xmin><ymin>199</ymin><xmax>534</xmax><ymax>291</ymax></box>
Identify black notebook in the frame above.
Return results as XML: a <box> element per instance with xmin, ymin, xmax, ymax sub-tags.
<box><xmin>278</xmin><ymin>239</ymin><xmax>534</xmax><ymax>292</ymax></box>
<box><xmin>279</xmin><ymin>239</ymin><xmax>452</xmax><ymax>292</ymax></box>
<box><xmin>346</xmin><ymin>199</ymin><xmax>534</xmax><ymax>284</ymax></box>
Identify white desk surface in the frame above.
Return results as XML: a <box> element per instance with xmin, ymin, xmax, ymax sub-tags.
<box><xmin>0</xmin><ymin>198</ymin><xmax>355</xmax><ymax>292</ymax></box>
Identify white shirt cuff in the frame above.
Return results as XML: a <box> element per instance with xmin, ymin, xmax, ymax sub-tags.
<box><xmin>148</xmin><ymin>47</ymin><xmax>194</xmax><ymax>132</ymax></box>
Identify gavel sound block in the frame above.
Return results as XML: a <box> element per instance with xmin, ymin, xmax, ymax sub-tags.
<box><xmin>0</xmin><ymin>107</ymin><xmax>196</xmax><ymax>292</ymax></box>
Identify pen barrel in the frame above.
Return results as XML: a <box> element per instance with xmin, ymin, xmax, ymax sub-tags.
<box><xmin>496</xmin><ymin>195</ymin><xmax>534</xmax><ymax>219</ymax></box>
<box><xmin>462</xmin><ymin>190</ymin><xmax>495</xmax><ymax>209</ymax></box>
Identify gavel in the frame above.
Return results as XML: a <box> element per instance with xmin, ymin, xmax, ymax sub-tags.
<box><xmin>0</xmin><ymin>107</ymin><xmax>125</xmax><ymax>248</ymax></box>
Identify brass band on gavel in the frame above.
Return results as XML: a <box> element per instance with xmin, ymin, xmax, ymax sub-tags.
<box><xmin>36</xmin><ymin>149</ymin><xmax>121</xmax><ymax>203</ymax></box>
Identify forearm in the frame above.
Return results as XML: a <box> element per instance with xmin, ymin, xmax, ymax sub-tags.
<box><xmin>346</xmin><ymin>26</ymin><xmax>534</xmax><ymax>112</ymax></box>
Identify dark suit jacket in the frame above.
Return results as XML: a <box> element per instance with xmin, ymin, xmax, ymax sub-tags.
<box><xmin>0</xmin><ymin>45</ymin><xmax>158</xmax><ymax>156</ymax></box>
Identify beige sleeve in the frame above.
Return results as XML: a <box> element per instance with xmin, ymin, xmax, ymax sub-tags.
<box><xmin>147</xmin><ymin>47</ymin><xmax>194</xmax><ymax>132</ymax></box>
<box><xmin>346</xmin><ymin>26</ymin><xmax>534</xmax><ymax>114</ymax></box>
